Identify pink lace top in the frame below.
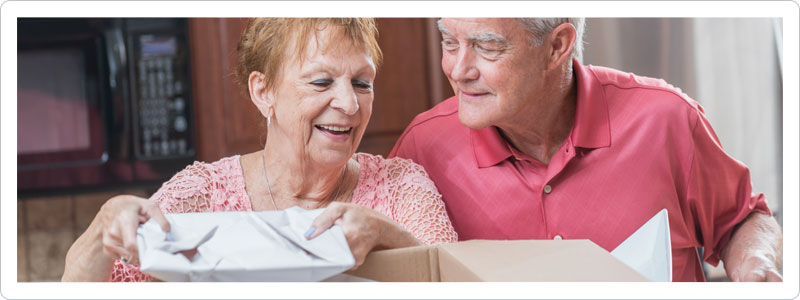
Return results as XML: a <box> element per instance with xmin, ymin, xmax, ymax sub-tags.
<box><xmin>110</xmin><ymin>153</ymin><xmax>457</xmax><ymax>281</ymax></box>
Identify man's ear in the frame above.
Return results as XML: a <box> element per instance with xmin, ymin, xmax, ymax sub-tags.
<box><xmin>248</xmin><ymin>71</ymin><xmax>274</xmax><ymax>118</ymax></box>
<box><xmin>546</xmin><ymin>23</ymin><xmax>577</xmax><ymax>71</ymax></box>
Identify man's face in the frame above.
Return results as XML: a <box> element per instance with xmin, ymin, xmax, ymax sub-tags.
<box><xmin>440</xmin><ymin>18</ymin><xmax>549</xmax><ymax>129</ymax></box>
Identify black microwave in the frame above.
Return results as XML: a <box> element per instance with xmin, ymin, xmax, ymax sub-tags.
<box><xmin>18</xmin><ymin>18</ymin><xmax>196</xmax><ymax>194</ymax></box>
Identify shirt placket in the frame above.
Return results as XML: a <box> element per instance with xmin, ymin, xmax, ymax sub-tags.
<box><xmin>541</xmin><ymin>139</ymin><xmax>577</xmax><ymax>240</ymax></box>
<box><xmin>510</xmin><ymin>156</ymin><xmax>548</xmax><ymax>236</ymax></box>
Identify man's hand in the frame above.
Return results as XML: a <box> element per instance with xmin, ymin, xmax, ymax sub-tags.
<box><xmin>720</xmin><ymin>212</ymin><xmax>782</xmax><ymax>282</ymax></box>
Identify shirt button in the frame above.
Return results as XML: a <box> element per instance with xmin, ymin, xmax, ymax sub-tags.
<box><xmin>554</xmin><ymin>235</ymin><xmax>563</xmax><ymax>240</ymax></box>
<box><xmin>543</xmin><ymin>184</ymin><xmax>552</xmax><ymax>194</ymax></box>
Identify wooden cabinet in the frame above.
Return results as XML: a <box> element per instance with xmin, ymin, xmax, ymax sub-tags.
<box><xmin>188</xmin><ymin>18</ymin><xmax>452</xmax><ymax>162</ymax></box>
<box><xmin>359</xmin><ymin>18</ymin><xmax>453</xmax><ymax>156</ymax></box>
<box><xmin>188</xmin><ymin>18</ymin><xmax>263</xmax><ymax>162</ymax></box>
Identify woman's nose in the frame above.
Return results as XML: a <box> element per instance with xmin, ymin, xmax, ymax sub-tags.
<box><xmin>330</xmin><ymin>82</ymin><xmax>359</xmax><ymax>115</ymax></box>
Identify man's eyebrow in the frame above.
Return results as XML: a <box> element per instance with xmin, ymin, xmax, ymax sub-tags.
<box><xmin>468</xmin><ymin>32</ymin><xmax>508</xmax><ymax>45</ymax></box>
<box><xmin>437</xmin><ymin>20</ymin><xmax>509</xmax><ymax>46</ymax></box>
<box><xmin>437</xmin><ymin>19</ymin><xmax>452</xmax><ymax>36</ymax></box>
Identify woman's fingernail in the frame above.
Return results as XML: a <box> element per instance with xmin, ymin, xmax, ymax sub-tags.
<box><xmin>166</xmin><ymin>232</ymin><xmax>174</xmax><ymax>242</ymax></box>
<box><xmin>304</xmin><ymin>227</ymin><xmax>316</xmax><ymax>238</ymax></box>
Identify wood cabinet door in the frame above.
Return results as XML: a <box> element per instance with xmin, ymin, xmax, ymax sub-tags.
<box><xmin>189</xmin><ymin>18</ymin><xmax>263</xmax><ymax>162</ymax></box>
<box><xmin>189</xmin><ymin>18</ymin><xmax>452</xmax><ymax>161</ymax></box>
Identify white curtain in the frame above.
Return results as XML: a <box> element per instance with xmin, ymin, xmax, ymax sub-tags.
<box><xmin>583</xmin><ymin>18</ymin><xmax>783</xmax><ymax>225</ymax></box>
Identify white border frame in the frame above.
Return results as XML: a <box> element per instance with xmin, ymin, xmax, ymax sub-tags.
<box><xmin>2</xmin><ymin>1</ymin><xmax>798</xmax><ymax>299</ymax></box>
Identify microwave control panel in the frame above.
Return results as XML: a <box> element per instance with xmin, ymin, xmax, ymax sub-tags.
<box><xmin>129</xmin><ymin>21</ymin><xmax>194</xmax><ymax>160</ymax></box>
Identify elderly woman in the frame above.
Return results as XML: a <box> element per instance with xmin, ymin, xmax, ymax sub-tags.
<box><xmin>61</xmin><ymin>18</ymin><xmax>457</xmax><ymax>282</ymax></box>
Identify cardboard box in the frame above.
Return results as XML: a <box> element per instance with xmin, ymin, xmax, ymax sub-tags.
<box><xmin>346</xmin><ymin>239</ymin><xmax>648</xmax><ymax>282</ymax></box>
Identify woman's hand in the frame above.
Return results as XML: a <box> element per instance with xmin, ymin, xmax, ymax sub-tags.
<box><xmin>306</xmin><ymin>202</ymin><xmax>422</xmax><ymax>269</ymax></box>
<box><xmin>62</xmin><ymin>195</ymin><xmax>170</xmax><ymax>281</ymax></box>
<box><xmin>97</xmin><ymin>195</ymin><xmax>171</xmax><ymax>264</ymax></box>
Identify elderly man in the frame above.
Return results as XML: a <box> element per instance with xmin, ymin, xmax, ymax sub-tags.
<box><xmin>389</xmin><ymin>18</ymin><xmax>782</xmax><ymax>282</ymax></box>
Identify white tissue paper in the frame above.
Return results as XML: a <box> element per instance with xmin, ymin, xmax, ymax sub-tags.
<box><xmin>136</xmin><ymin>206</ymin><xmax>355</xmax><ymax>282</ymax></box>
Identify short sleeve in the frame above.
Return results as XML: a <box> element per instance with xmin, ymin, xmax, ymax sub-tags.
<box><xmin>149</xmin><ymin>162</ymin><xmax>217</xmax><ymax>213</ymax></box>
<box><xmin>685</xmin><ymin>106</ymin><xmax>772</xmax><ymax>266</ymax></box>
<box><xmin>384</xmin><ymin>158</ymin><xmax>458</xmax><ymax>245</ymax></box>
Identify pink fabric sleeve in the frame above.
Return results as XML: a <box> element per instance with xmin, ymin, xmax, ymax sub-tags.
<box><xmin>685</xmin><ymin>106</ymin><xmax>771</xmax><ymax>266</ymax></box>
<box><xmin>383</xmin><ymin>158</ymin><xmax>458</xmax><ymax>245</ymax></box>
<box><xmin>108</xmin><ymin>160</ymin><xmax>235</xmax><ymax>282</ymax></box>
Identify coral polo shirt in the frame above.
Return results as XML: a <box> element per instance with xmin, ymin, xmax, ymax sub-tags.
<box><xmin>389</xmin><ymin>59</ymin><xmax>771</xmax><ymax>282</ymax></box>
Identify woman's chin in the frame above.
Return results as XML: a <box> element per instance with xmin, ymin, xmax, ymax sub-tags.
<box><xmin>311</xmin><ymin>149</ymin><xmax>354</xmax><ymax>168</ymax></box>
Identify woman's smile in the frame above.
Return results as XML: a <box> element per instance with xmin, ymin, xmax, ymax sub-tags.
<box><xmin>314</xmin><ymin>124</ymin><xmax>353</xmax><ymax>142</ymax></box>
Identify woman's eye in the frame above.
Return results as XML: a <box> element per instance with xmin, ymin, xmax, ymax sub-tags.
<box><xmin>311</xmin><ymin>79</ymin><xmax>332</xmax><ymax>87</ymax></box>
<box><xmin>352</xmin><ymin>80</ymin><xmax>373</xmax><ymax>91</ymax></box>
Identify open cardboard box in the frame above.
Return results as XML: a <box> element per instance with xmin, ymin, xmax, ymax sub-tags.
<box><xmin>346</xmin><ymin>239</ymin><xmax>649</xmax><ymax>282</ymax></box>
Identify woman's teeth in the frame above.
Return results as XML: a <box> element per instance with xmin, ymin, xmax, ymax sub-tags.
<box><xmin>316</xmin><ymin>125</ymin><xmax>352</xmax><ymax>133</ymax></box>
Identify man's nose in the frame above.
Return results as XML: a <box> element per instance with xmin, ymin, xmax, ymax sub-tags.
<box><xmin>330</xmin><ymin>82</ymin><xmax>359</xmax><ymax>115</ymax></box>
<box><xmin>449</xmin><ymin>47</ymin><xmax>479</xmax><ymax>82</ymax></box>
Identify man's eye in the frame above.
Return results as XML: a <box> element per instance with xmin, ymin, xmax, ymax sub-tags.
<box><xmin>475</xmin><ymin>45</ymin><xmax>499</xmax><ymax>54</ymax></box>
<box><xmin>441</xmin><ymin>39</ymin><xmax>459</xmax><ymax>51</ymax></box>
<box><xmin>311</xmin><ymin>79</ymin><xmax>332</xmax><ymax>87</ymax></box>
<box><xmin>475</xmin><ymin>45</ymin><xmax>502</xmax><ymax>59</ymax></box>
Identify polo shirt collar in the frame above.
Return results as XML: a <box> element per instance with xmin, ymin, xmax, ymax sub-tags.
<box><xmin>571</xmin><ymin>58</ymin><xmax>611</xmax><ymax>149</ymax></box>
<box><xmin>471</xmin><ymin>126</ymin><xmax>512</xmax><ymax>167</ymax></box>
<box><xmin>469</xmin><ymin>58</ymin><xmax>611</xmax><ymax>167</ymax></box>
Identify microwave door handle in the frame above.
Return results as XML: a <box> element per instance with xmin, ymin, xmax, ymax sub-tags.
<box><xmin>104</xmin><ymin>29</ymin><xmax>126</xmax><ymax>90</ymax></box>
<box><xmin>103</xmin><ymin>28</ymin><xmax>132</xmax><ymax>159</ymax></box>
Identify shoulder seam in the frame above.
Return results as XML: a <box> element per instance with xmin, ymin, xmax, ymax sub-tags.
<box><xmin>405</xmin><ymin>106</ymin><xmax>459</xmax><ymax>131</ymax></box>
<box><xmin>599</xmin><ymin>81</ymin><xmax>698</xmax><ymax>110</ymax></box>
<box><xmin>587</xmin><ymin>65</ymin><xmax>698</xmax><ymax>110</ymax></box>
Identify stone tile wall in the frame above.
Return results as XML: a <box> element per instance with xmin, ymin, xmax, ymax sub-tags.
<box><xmin>17</xmin><ymin>188</ymin><xmax>151</xmax><ymax>282</ymax></box>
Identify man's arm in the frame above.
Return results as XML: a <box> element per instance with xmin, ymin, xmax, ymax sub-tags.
<box><xmin>720</xmin><ymin>212</ymin><xmax>783</xmax><ymax>281</ymax></box>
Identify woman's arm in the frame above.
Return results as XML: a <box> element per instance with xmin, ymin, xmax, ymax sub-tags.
<box><xmin>62</xmin><ymin>195</ymin><xmax>170</xmax><ymax>281</ymax></box>
<box><xmin>384</xmin><ymin>158</ymin><xmax>458</xmax><ymax>245</ymax></box>
<box><xmin>62</xmin><ymin>213</ymin><xmax>114</xmax><ymax>281</ymax></box>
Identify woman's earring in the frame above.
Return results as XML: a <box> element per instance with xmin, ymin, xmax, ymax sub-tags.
<box><xmin>267</xmin><ymin>114</ymin><xmax>271</xmax><ymax>129</ymax></box>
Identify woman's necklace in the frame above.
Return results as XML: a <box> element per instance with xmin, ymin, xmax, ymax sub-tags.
<box><xmin>261</xmin><ymin>150</ymin><xmax>345</xmax><ymax>210</ymax></box>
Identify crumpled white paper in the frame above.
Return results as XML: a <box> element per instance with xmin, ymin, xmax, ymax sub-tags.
<box><xmin>136</xmin><ymin>206</ymin><xmax>354</xmax><ymax>282</ymax></box>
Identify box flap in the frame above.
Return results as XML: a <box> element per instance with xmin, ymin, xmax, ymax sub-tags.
<box><xmin>437</xmin><ymin>240</ymin><xmax>649</xmax><ymax>282</ymax></box>
<box><xmin>346</xmin><ymin>244</ymin><xmax>439</xmax><ymax>282</ymax></box>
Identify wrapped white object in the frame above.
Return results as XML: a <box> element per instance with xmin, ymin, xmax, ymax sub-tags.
<box><xmin>136</xmin><ymin>206</ymin><xmax>354</xmax><ymax>282</ymax></box>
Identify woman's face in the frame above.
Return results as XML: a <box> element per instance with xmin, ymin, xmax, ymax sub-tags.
<box><xmin>269</xmin><ymin>26</ymin><xmax>376</xmax><ymax>168</ymax></box>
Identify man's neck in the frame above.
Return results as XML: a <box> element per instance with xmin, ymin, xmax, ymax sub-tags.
<box><xmin>498</xmin><ymin>71</ymin><xmax>577</xmax><ymax>165</ymax></box>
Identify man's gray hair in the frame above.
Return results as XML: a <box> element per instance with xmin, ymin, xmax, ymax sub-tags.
<box><xmin>517</xmin><ymin>18</ymin><xmax>585</xmax><ymax>62</ymax></box>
